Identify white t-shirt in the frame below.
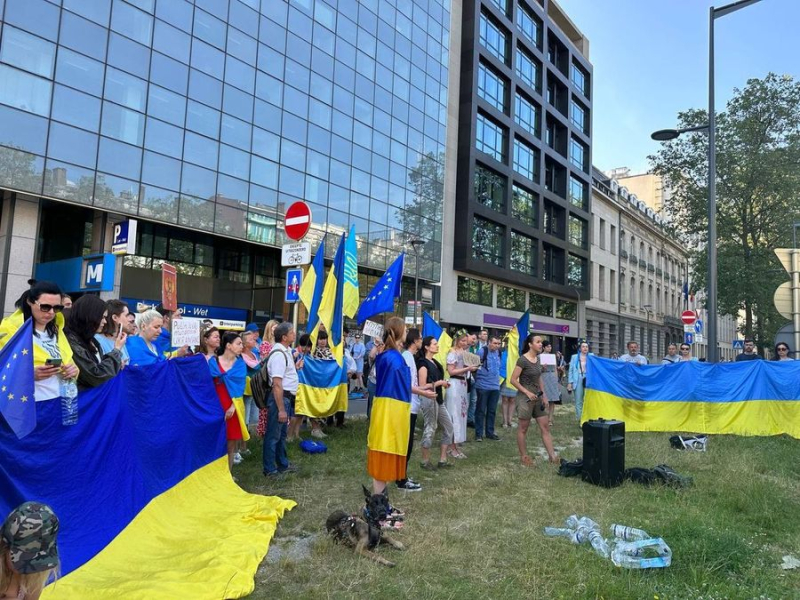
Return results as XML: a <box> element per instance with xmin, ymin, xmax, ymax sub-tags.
<box><xmin>267</xmin><ymin>343</ymin><xmax>299</xmax><ymax>394</ymax></box>
<box><xmin>32</xmin><ymin>329</ymin><xmax>61</xmax><ymax>401</ymax></box>
<box><xmin>620</xmin><ymin>353</ymin><xmax>648</xmax><ymax>366</ymax></box>
<box><xmin>402</xmin><ymin>350</ymin><xmax>420</xmax><ymax>415</ymax></box>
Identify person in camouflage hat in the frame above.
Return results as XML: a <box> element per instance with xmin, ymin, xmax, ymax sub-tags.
<box><xmin>1</xmin><ymin>502</ymin><xmax>60</xmax><ymax>600</ymax></box>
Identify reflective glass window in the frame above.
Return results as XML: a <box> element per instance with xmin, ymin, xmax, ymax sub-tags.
<box><xmin>570</xmin><ymin>99</ymin><xmax>587</xmax><ymax>134</ymax></box>
<box><xmin>571</xmin><ymin>62</ymin><xmax>589</xmax><ymax>97</ymax></box>
<box><xmin>0</xmin><ymin>104</ymin><xmax>48</xmax><ymax>155</ymax></box>
<box><xmin>511</xmin><ymin>231</ymin><xmax>536</xmax><ymax>276</ymax></box>
<box><xmin>249</xmin><ymin>156</ymin><xmax>278</xmax><ymax>189</ymax></box>
<box><xmin>139</xmin><ymin>185</ymin><xmax>179</xmax><ymax>223</ymax></box>
<box><xmin>127</xmin><ymin>0</ymin><xmax>155</xmax><ymax>14</ymax></box>
<box><xmin>63</xmin><ymin>0</ymin><xmax>111</xmax><ymax>26</ymax></box>
<box><xmin>479</xmin><ymin>11</ymin><xmax>507</xmax><ymax>65</ymax></box>
<box><xmin>47</xmin><ymin>122</ymin><xmax>98</xmax><ymax>169</ymax></box>
<box><xmin>55</xmin><ymin>49</ymin><xmax>105</xmax><ymax>97</ymax></box>
<box><xmin>0</xmin><ymin>146</ymin><xmax>43</xmax><ymax>193</ymax></box>
<box><xmin>150</xmin><ymin>53</ymin><xmax>189</xmax><ymax>94</ymax></box>
<box><xmin>180</xmin><ymin>162</ymin><xmax>217</xmax><ymax>199</ymax></box>
<box><xmin>569</xmin><ymin>137</ymin><xmax>587</xmax><ymax>171</ymax></box>
<box><xmin>155</xmin><ymin>0</ymin><xmax>193</xmax><ymax>33</ymax></box>
<box><xmin>94</xmin><ymin>173</ymin><xmax>139</xmax><ymax>214</ymax></box>
<box><xmin>219</xmin><ymin>145</ymin><xmax>250</xmax><ymax>180</ymax></box>
<box><xmin>225</xmin><ymin>56</ymin><xmax>256</xmax><ymax>94</ymax></box>
<box><xmin>59</xmin><ymin>12</ymin><xmax>108</xmax><ymax>61</ymax></box>
<box><xmin>253</xmin><ymin>99</ymin><xmax>281</xmax><ymax>134</ymax></box>
<box><xmin>475</xmin><ymin>112</ymin><xmax>505</xmax><ymax>163</ymax></box>
<box><xmin>153</xmin><ymin>20</ymin><xmax>191</xmax><ymax>64</ymax></box>
<box><xmin>515</xmin><ymin>93</ymin><xmax>540</xmax><ymax>138</ymax></box>
<box><xmin>97</xmin><ymin>137</ymin><xmax>141</xmax><ymax>180</ymax></box>
<box><xmin>4</xmin><ymin>0</ymin><xmax>60</xmax><ymax>42</ymax></box>
<box><xmin>223</xmin><ymin>85</ymin><xmax>254</xmax><ymax>121</ymax></box>
<box><xmin>477</xmin><ymin>62</ymin><xmax>507</xmax><ymax>113</ymax></box>
<box><xmin>196</xmin><ymin>0</ymin><xmax>228</xmax><ymax>20</ymax></box>
<box><xmin>107</xmin><ymin>33</ymin><xmax>150</xmax><ymax>79</ymax></box>
<box><xmin>220</xmin><ymin>115</ymin><xmax>251</xmax><ymax>150</ymax></box>
<box><xmin>43</xmin><ymin>160</ymin><xmax>94</xmax><ymax>204</ymax></box>
<box><xmin>101</xmin><ymin>102</ymin><xmax>145</xmax><ymax>145</ymax></box>
<box><xmin>252</xmin><ymin>127</ymin><xmax>280</xmax><ymax>161</ymax></box>
<box><xmin>568</xmin><ymin>174</ymin><xmax>587</xmax><ymax>209</ymax></box>
<box><xmin>516</xmin><ymin>48</ymin><xmax>540</xmax><ymax>93</ymax></box>
<box><xmin>142</xmin><ymin>151</ymin><xmax>181</xmax><ymax>191</ymax></box>
<box><xmin>111</xmin><ymin>0</ymin><xmax>153</xmax><ymax>45</ymax></box>
<box><xmin>191</xmin><ymin>40</ymin><xmax>224</xmax><ymax>79</ymax></box>
<box><xmin>0</xmin><ymin>65</ymin><xmax>52</xmax><ymax>117</ymax></box>
<box><xmin>194</xmin><ymin>9</ymin><xmax>226</xmax><ymax>49</ymax></box>
<box><xmin>104</xmin><ymin>68</ymin><xmax>147</xmax><ymax>112</ymax></box>
<box><xmin>51</xmin><ymin>85</ymin><xmax>101</xmax><ymax>132</ymax></box>
<box><xmin>147</xmin><ymin>85</ymin><xmax>186</xmax><ymax>127</ymax></box>
<box><xmin>518</xmin><ymin>2</ymin><xmax>541</xmax><ymax>47</ymax></box>
<box><xmin>186</xmin><ymin>101</ymin><xmax>220</xmax><ymax>139</ymax></box>
<box><xmin>183</xmin><ymin>131</ymin><xmax>219</xmax><ymax>170</ymax></box>
<box><xmin>0</xmin><ymin>26</ymin><xmax>56</xmax><ymax>79</ymax></box>
<box><xmin>227</xmin><ymin>26</ymin><xmax>257</xmax><ymax>65</ymax></box>
<box><xmin>512</xmin><ymin>183</ymin><xmax>537</xmax><ymax>227</ymax></box>
<box><xmin>229</xmin><ymin>1</ymin><xmax>258</xmax><ymax>38</ymax></box>
<box><xmin>278</xmin><ymin>165</ymin><xmax>304</xmax><ymax>197</ymax></box>
<box><xmin>255</xmin><ymin>72</ymin><xmax>283</xmax><ymax>106</ymax></box>
<box><xmin>257</xmin><ymin>44</ymin><xmax>285</xmax><ymax>79</ymax></box>
<box><xmin>178</xmin><ymin>195</ymin><xmax>215</xmax><ymax>232</ymax></box>
<box><xmin>474</xmin><ymin>163</ymin><xmax>505</xmax><ymax>213</ymax></box>
<box><xmin>189</xmin><ymin>69</ymin><xmax>223</xmax><ymax>110</ymax></box>
<box><xmin>569</xmin><ymin>215</ymin><xmax>587</xmax><ymax>248</ymax></box>
<box><xmin>568</xmin><ymin>254</ymin><xmax>586</xmax><ymax>287</ymax></box>
<box><xmin>144</xmin><ymin>117</ymin><xmax>184</xmax><ymax>159</ymax></box>
<box><xmin>472</xmin><ymin>216</ymin><xmax>504</xmax><ymax>266</ymax></box>
<box><xmin>513</xmin><ymin>137</ymin><xmax>538</xmax><ymax>182</ymax></box>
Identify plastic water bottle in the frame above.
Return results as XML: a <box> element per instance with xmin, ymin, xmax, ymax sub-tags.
<box><xmin>610</xmin><ymin>524</ymin><xmax>649</xmax><ymax>541</ymax></box>
<box><xmin>544</xmin><ymin>527</ymin><xmax>574</xmax><ymax>539</ymax></box>
<box><xmin>588</xmin><ymin>530</ymin><xmax>611</xmax><ymax>558</ymax></box>
<box><xmin>60</xmin><ymin>377</ymin><xmax>79</xmax><ymax>426</ymax></box>
<box><xmin>611</xmin><ymin>539</ymin><xmax>672</xmax><ymax>569</ymax></box>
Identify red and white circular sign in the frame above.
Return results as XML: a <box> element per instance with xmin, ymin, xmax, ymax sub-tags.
<box><xmin>284</xmin><ymin>201</ymin><xmax>312</xmax><ymax>241</ymax></box>
<box><xmin>681</xmin><ymin>310</ymin><xmax>697</xmax><ymax>325</ymax></box>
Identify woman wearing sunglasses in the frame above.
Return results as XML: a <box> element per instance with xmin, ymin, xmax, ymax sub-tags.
<box><xmin>678</xmin><ymin>344</ymin><xmax>698</xmax><ymax>361</ymax></box>
<box><xmin>0</xmin><ymin>280</ymin><xmax>79</xmax><ymax>403</ymax></box>
<box><xmin>773</xmin><ymin>343</ymin><xmax>794</xmax><ymax>361</ymax></box>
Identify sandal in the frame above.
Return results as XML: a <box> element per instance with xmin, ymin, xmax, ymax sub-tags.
<box><xmin>520</xmin><ymin>455</ymin><xmax>535</xmax><ymax>467</ymax></box>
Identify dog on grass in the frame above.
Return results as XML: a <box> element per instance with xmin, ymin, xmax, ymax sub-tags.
<box><xmin>325</xmin><ymin>485</ymin><xmax>406</xmax><ymax>567</ymax></box>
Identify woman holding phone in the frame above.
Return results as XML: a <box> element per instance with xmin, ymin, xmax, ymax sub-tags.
<box><xmin>95</xmin><ymin>299</ymin><xmax>133</xmax><ymax>365</ymax></box>
<box><xmin>509</xmin><ymin>334</ymin><xmax>558</xmax><ymax>467</ymax></box>
<box><xmin>65</xmin><ymin>295</ymin><xmax>126</xmax><ymax>390</ymax></box>
<box><xmin>0</xmin><ymin>280</ymin><xmax>79</xmax><ymax>417</ymax></box>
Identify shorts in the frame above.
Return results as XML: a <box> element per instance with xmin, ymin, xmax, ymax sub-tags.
<box><xmin>515</xmin><ymin>394</ymin><xmax>547</xmax><ymax>421</ymax></box>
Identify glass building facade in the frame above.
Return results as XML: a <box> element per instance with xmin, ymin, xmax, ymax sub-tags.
<box><xmin>0</xmin><ymin>0</ymin><xmax>450</xmax><ymax>316</ymax></box>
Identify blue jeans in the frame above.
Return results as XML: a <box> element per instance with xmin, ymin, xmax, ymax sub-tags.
<box><xmin>468</xmin><ymin>384</ymin><xmax>477</xmax><ymax>424</ymax></box>
<box><xmin>474</xmin><ymin>388</ymin><xmax>500</xmax><ymax>438</ymax></box>
<box><xmin>262</xmin><ymin>393</ymin><xmax>290</xmax><ymax>474</ymax></box>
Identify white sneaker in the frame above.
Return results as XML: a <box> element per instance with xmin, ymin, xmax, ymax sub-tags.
<box><xmin>311</xmin><ymin>429</ymin><xmax>328</xmax><ymax>439</ymax></box>
<box><xmin>233</xmin><ymin>452</ymin><xmax>243</xmax><ymax>465</ymax></box>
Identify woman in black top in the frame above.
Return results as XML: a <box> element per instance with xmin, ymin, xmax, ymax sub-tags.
<box><xmin>65</xmin><ymin>295</ymin><xmax>126</xmax><ymax>390</ymax></box>
<box><xmin>417</xmin><ymin>336</ymin><xmax>454</xmax><ymax>469</ymax></box>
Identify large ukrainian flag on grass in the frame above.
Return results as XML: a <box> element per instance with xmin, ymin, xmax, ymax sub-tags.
<box><xmin>0</xmin><ymin>356</ymin><xmax>295</xmax><ymax>599</ymax></box>
<box><xmin>583</xmin><ymin>355</ymin><xmax>800</xmax><ymax>438</ymax></box>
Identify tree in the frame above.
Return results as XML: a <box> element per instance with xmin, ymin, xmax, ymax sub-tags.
<box><xmin>649</xmin><ymin>74</ymin><xmax>800</xmax><ymax>349</ymax></box>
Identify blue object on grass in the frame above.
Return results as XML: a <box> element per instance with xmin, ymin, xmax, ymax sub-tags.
<box><xmin>299</xmin><ymin>439</ymin><xmax>328</xmax><ymax>454</ymax></box>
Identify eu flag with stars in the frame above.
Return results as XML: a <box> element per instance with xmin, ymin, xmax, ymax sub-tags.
<box><xmin>0</xmin><ymin>317</ymin><xmax>36</xmax><ymax>438</ymax></box>
<box><xmin>356</xmin><ymin>253</ymin><xmax>405</xmax><ymax>325</ymax></box>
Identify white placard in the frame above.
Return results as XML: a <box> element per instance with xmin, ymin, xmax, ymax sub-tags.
<box><xmin>171</xmin><ymin>317</ymin><xmax>201</xmax><ymax>348</ymax></box>
<box><xmin>362</xmin><ymin>320</ymin><xmax>384</xmax><ymax>340</ymax></box>
<box><xmin>540</xmin><ymin>353</ymin><xmax>557</xmax><ymax>366</ymax></box>
<box><xmin>281</xmin><ymin>242</ymin><xmax>311</xmax><ymax>267</ymax></box>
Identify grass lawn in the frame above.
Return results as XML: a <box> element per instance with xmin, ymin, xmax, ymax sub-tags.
<box><xmin>236</xmin><ymin>405</ymin><xmax>800</xmax><ymax>599</ymax></box>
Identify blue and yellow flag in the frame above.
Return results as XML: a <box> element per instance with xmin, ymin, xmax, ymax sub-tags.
<box><xmin>299</xmin><ymin>235</ymin><xmax>326</xmax><ymax>333</ymax></box>
<box><xmin>0</xmin><ymin>357</ymin><xmax>295</xmax><ymax>599</ymax></box>
<box><xmin>314</xmin><ymin>233</ymin><xmax>345</xmax><ymax>366</ymax></box>
<box><xmin>343</xmin><ymin>225</ymin><xmax>359</xmax><ymax>318</ymax></box>
<box><xmin>583</xmin><ymin>355</ymin><xmax>800</xmax><ymax>437</ymax></box>
<box><xmin>504</xmin><ymin>311</ymin><xmax>530</xmax><ymax>391</ymax></box>
<box><xmin>0</xmin><ymin>317</ymin><xmax>35</xmax><ymax>438</ymax></box>
<box><xmin>367</xmin><ymin>349</ymin><xmax>411</xmax><ymax>456</ymax></box>
<box><xmin>422</xmin><ymin>311</ymin><xmax>452</xmax><ymax>375</ymax></box>
<box><xmin>295</xmin><ymin>354</ymin><xmax>349</xmax><ymax>418</ymax></box>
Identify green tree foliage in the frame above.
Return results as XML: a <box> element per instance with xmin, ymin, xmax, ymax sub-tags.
<box><xmin>649</xmin><ymin>74</ymin><xmax>800</xmax><ymax>348</ymax></box>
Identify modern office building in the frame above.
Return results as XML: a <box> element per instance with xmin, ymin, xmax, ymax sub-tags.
<box><xmin>438</xmin><ymin>0</ymin><xmax>592</xmax><ymax>350</ymax></box>
<box><xmin>0</xmin><ymin>0</ymin><xmax>451</xmax><ymax>325</ymax></box>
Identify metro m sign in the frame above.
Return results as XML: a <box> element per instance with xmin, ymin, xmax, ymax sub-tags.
<box><xmin>80</xmin><ymin>254</ymin><xmax>116</xmax><ymax>291</ymax></box>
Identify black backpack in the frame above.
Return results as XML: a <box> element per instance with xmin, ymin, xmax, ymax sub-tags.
<box><xmin>251</xmin><ymin>349</ymin><xmax>288</xmax><ymax>410</ymax></box>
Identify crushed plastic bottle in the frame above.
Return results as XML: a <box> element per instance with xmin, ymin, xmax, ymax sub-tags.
<box><xmin>611</xmin><ymin>538</ymin><xmax>672</xmax><ymax>569</ymax></box>
<box><xmin>610</xmin><ymin>524</ymin><xmax>649</xmax><ymax>541</ymax></box>
<box><xmin>588</xmin><ymin>529</ymin><xmax>610</xmax><ymax>558</ymax></box>
<box><xmin>59</xmin><ymin>377</ymin><xmax>79</xmax><ymax>426</ymax></box>
<box><xmin>543</xmin><ymin>527</ymin><xmax>575</xmax><ymax>539</ymax></box>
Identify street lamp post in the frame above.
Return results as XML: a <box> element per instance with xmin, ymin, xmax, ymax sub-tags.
<box><xmin>651</xmin><ymin>0</ymin><xmax>764</xmax><ymax>363</ymax></box>
<box><xmin>643</xmin><ymin>304</ymin><xmax>653</xmax><ymax>357</ymax></box>
<box><xmin>410</xmin><ymin>239</ymin><xmax>424</xmax><ymax>327</ymax></box>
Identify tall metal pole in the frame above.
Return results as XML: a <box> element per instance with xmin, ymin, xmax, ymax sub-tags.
<box><xmin>707</xmin><ymin>6</ymin><xmax>719</xmax><ymax>363</ymax></box>
<box><xmin>414</xmin><ymin>251</ymin><xmax>420</xmax><ymax>327</ymax></box>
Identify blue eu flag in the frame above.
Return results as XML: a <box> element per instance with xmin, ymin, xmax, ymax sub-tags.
<box><xmin>356</xmin><ymin>253</ymin><xmax>405</xmax><ymax>325</ymax></box>
<box><xmin>0</xmin><ymin>318</ymin><xmax>36</xmax><ymax>438</ymax></box>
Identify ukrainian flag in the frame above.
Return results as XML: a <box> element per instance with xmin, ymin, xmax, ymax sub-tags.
<box><xmin>343</xmin><ymin>224</ymin><xmax>359</xmax><ymax>318</ymax></box>
<box><xmin>295</xmin><ymin>354</ymin><xmax>349</xmax><ymax>418</ymax></box>
<box><xmin>314</xmin><ymin>233</ymin><xmax>346</xmax><ymax>366</ymax></box>
<box><xmin>299</xmin><ymin>234</ymin><xmax>326</xmax><ymax>332</ymax></box>
<box><xmin>583</xmin><ymin>355</ymin><xmax>800</xmax><ymax>437</ymax></box>
<box><xmin>504</xmin><ymin>311</ymin><xmax>530</xmax><ymax>392</ymax></box>
<box><xmin>0</xmin><ymin>356</ymin><xmax>295</xmax><ymax>599</ymax></box>
<box><xmin>422</xmin><ymin>312</ymin><xmax>452</xmax><ymax>374</ymax></box>
<box><xmin>367</xmin><ymin>348</ymin><xmax>412</xmax><ymax>456</ymax></box>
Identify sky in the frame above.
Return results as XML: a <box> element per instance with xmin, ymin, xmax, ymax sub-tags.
<box><xmin>557</xmin><ymin>0</ymin><xmax>800</xmax><ymax>174</ymax></box>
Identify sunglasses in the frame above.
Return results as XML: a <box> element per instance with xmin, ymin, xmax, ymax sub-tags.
<box><xmin>34</xmin><ymin>301</ymin><xmax>65</xmax><ymax>313</ymax></box>
<box><xmin>680</xmin><ymin>347</ymin><xmax>690</xmax><ymax>351</ymax></box>
<box><xmin>778</xmin><ymin>347</ymin><xmax>789</xmax><ymax>352</ymax></box>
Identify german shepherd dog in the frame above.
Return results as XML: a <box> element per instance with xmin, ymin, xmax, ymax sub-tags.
<box><xmin>325</xmin><ymin>485</ymin><xmax>406</xmax><ymax>567</ymax></box>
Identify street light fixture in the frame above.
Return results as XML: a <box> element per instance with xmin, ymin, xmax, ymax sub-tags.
<box><xmin>650</xmin><ymin>0</ymin><xmax>765</xmax><ymax>363</ymax></box>
<box><xmin>643</xmin><ymin>304</ymin><xmax>653</xmax><ymax>356</ymax></box>
<box><xmin>410</xmin><ymin>239</ymin><xmax>425</xmax><ymax>327</ymax></box>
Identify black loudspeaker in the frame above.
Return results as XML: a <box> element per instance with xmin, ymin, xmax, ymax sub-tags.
<box><xmin>582</xmin><ymin>418</ymin><xmax>625</xmax><ymax>487</ymax></box>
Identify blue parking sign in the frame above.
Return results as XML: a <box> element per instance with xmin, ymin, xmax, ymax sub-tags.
<box><xmin>684</xmin><ymin>332</ymin><xmax>694</xmax><ymax>345</ymax></box>
<box><xmin>285</xmin><ymin>268</ymin><xmax>302</xmax><ymax>303</ymax></box>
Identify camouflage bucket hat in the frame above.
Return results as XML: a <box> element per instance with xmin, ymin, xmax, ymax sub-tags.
<box><xmin>1</xmin><ymin>502</ymin><xmax>60</xmax><ymax>574</ymax></box>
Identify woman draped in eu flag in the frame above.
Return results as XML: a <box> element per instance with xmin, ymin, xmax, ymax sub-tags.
<box><xmin>366</xmin><ymin>317</ymin><xmax>412</xmax><ymax>495</ymax></box>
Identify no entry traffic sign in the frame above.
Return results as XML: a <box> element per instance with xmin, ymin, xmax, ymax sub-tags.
<box><xmin>681</xmin><ymin>310</ymin><xmax>697</xmax><ymax>326</ymax></box>
<box><xmin>284</xmin><ymin>201</ymin><xmax>311</xmax><ymax>241</ymax></box>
